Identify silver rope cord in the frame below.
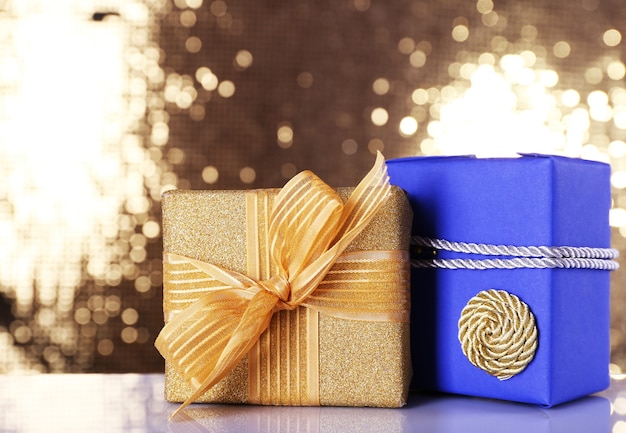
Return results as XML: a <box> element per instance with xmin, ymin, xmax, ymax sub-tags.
<box><xmin>411</xmin><ymin>236</ymin><xmax>620</xmax><ymax>271</ymax></box>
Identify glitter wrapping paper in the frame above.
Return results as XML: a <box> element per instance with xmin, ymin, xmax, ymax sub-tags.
<box><xmin>161</xmin><ymin>186</ymin><xmax>413</xmax><ymax>408</ymax></box>
<box><xmin>387</xmin><ymin>154</ymin><xmax>613</xmax><ymax>407</ymax></box>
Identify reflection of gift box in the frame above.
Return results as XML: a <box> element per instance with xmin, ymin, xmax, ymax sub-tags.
<box><xmin>387</xmin><ymin>154</ymin><xmax>617</xmax><ymax>406</ymax></box>
<box><xmin>167</xmin><ymin>404</ymin><xmax>408</xmax><ymax>433</ymax></box>
<box><xmin>160</xmin><ymin>182</ymin><xmax>413</xmax><ymax>408</ymax></box>
<box><xmin>413</xmin><ymin>394</ymin><xmax>610</xmax><ymax>433</ymax></box>
<box><xmin>167</xmin><ymin>393</ymin><xmax>609</xmax><ymax>433</ymax></box>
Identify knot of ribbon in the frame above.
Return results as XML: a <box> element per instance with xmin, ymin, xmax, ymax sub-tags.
<box><xmin>259</xmin><ymin>274</ymin><xmax>292</xmax><ymax>306</ymax></box>
<box><xmin>155</xmin><ymin>152</ymin><xmax>408</xmax><ymax>417</ymax></box>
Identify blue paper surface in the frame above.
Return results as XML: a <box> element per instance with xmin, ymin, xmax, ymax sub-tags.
<box><xmin>387</xmin><ymin>154</ymin><xmax>612</xmax><ymax>406</ymax></box>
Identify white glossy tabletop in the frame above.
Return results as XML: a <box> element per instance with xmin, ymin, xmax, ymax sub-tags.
<box><xmin>0</xmin><ymin>373</ymin><xmax>624</xmax><ymax>432</ymax></box>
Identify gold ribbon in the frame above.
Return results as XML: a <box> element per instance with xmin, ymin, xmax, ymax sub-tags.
<box><xmin>155</xmin><ymin>152</ymin><xmax>409</xmax><ymax>416</ymax></box>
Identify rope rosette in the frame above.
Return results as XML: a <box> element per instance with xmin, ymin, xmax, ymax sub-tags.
<box><xmin>458</xmin><ymin>289</ymin><xmax>538</xmax><ymax>380</ymax></box>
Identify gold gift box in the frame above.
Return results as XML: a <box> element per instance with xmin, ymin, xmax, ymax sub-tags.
<box><xmin>161</xmin><ymin>186</ymin><xmax>413</xmax><ymax>408</ymax></box>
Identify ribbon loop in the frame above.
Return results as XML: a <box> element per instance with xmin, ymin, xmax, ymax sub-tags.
<box><xmin>269</xmin><ymin>171</ymin><xmax>344</xmax><ymax>278</ymax></box>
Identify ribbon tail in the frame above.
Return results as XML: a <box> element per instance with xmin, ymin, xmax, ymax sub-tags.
<box><xmin>165</xmin><ymin>289</ymin><xmax>279</xmax><ymax>418</ymax></box>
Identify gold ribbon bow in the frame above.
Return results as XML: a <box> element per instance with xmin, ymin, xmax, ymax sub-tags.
<box><xmin>155</xmin><ymin>152</ymin><xmax>408</xmax><ymax>416</ymax></box>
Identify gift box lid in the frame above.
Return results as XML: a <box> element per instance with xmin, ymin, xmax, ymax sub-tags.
<box><xmin>386</xmin><ymin>153</ymin><xmax>611</xmax><ymax>249</ymax></box>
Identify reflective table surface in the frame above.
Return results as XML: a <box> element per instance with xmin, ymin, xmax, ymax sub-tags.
<box><xmin>1</xmin><ymin>373</ymin><xmax>625</xmax><ymax>432</ymax></box>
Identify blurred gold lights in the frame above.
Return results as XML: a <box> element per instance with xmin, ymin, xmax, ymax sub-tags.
<box><xmin>0</xmin><ymin>0</ymin><xmax>171</xmax><ymax>372</ymax></box>
<box><xmin>389</xmin><ymin>10</ymin><xmax>626</xmax><ymax>247</ymax></box>
<box><xmin>1</xmin><ymin>0</ymin><xmax>626</xmax><ymax>379</ymax></box>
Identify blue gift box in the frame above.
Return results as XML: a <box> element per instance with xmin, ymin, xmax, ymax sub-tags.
<box><xmin>387</xmin><ymin>154</ymin><xmax>615</xmax><ymax>407</ymax></box>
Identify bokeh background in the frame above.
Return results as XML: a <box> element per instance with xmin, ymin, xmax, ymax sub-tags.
<box><xmin>1</xmin><ymin>0</ymin><xmax>625</xmax><ymax>377</ymax></box>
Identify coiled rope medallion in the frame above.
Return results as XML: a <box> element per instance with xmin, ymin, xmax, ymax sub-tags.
<box><xmin>458</xmin><ymin>289</ymin><xmax>538</xmax><ymax>380</ymax></box>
